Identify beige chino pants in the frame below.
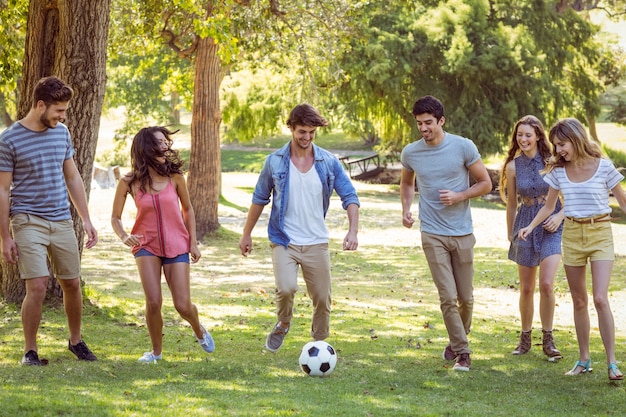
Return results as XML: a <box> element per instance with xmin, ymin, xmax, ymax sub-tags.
<box><xmin>421</xmin><ymin>232</ymin><xmax>475</xmax><ymax>355</ymax></box>
<box><xmin>271</xmin><ymin>243</ymin><xmax>331</xmax><ymax>340</ymax></box>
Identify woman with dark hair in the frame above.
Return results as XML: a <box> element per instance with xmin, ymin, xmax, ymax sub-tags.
<box><xmin>500</xmin><ymin>116</ymin><xmax>564</xmax><ymax>361</ymax></box>
<box><xmin>111</xmin><ymin>126</ymin><xmax>214</xmax><ymax>363</ymax></box>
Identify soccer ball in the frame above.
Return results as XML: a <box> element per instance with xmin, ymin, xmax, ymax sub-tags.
<box><xmin>298</xmin><ymin>340</ymin><xmax>337</xmax><ymax>377</ymax></box>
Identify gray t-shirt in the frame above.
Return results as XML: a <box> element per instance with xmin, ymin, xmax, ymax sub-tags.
<box><xmin>0</xmin><ymin>122</ymin><xmax>74</xmax><ymax>221</ymax></box>
<box><xmin>401</xmin><ymin>132</ymin><xmax>481</xmax><ymax>236</ymax></box>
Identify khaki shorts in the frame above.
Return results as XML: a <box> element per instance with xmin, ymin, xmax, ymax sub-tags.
<box><xmin>562</xmin><ymin>218</ymin><xmax>614</xmax><ymax>267</ymax></box>
<box><xmin>10</xmin><ymin>213</ymin><xmax>80</xmax><ymax>279</ymax></box>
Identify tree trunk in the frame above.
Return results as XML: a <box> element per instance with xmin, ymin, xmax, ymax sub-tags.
<box><xmin>188</xmin><ymin>36</ymin><xmax>223</xmax><ymax>238</ymax></box>
<box><xmin>587</xmin><ymin>114</ymin><xmax>600</xmax><ymax>143</ymax></box>
<box><xmin>171</xmin><ymin>91</ymin><xmax>181</xmax><ymax>125</ymax></box>
<box><xmin>0</xmin><ymin>0</ymin><xmax>110</xmax><ymax>303</ymax></box>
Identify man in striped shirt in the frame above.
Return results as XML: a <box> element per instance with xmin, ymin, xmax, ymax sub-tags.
<box><xmin>0</xmin><ymin>76</ymin><xmax>98</xmax><ymax>366</ymax></box>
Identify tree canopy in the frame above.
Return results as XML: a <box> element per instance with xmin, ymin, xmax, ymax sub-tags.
<box><xmin>2</xmin><ymin>0</ymin><xmax>625</xmax><ymax>159</ymax></box>
<box><xmin>333</xmin><ymin>0</ymin><xmax>626</xmax><ymax>153</ymax></box>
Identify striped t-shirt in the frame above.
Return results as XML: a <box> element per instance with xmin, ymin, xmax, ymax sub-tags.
<box><xmin>543</xmin><ymin>158</ymin><xmax>624</xmax><ymax>218</ymax></box>
<box><xmin>0</xmin><ymin>122</ymin><xmax>74</xmax><ymax>221</ymax></box>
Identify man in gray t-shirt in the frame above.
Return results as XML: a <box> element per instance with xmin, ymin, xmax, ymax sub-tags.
<box><xmin>400</xmin><ymin>95</ymin><xmax>491</xmax><ymax>372</ymax></box>
<box><xmin>0</xmin><ymin>76</ymin><xmax>98</xmax><ymax>366</ymax></box>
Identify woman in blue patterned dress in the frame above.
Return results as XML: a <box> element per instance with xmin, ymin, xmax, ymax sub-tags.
<box><xmin>499</xmin><ymin>115</ymin><xmax>564</xmax><ymax>360</ymax></box>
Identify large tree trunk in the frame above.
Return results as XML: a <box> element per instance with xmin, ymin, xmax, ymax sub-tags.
<box><xmin>0</xmin><ymin>0</ymin><xmax>110</xmax><ymax>303</ymax></box>
<box><xmin>188</xmin><ymin>36</ymin><xmax>223</xmax><ymax>238</ymax></box>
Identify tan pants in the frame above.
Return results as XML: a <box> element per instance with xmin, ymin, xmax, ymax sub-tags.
<box><xmin>271</xmin><ymin>243</ymin><xmax>331</xmax><ymax>340</ymax></box>
<box><xmin>421</xmin><ymin>232</ymin><xmax>475</xmax><ymax>355</ymax></box>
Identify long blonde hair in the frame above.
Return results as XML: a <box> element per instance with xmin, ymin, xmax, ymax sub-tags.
<box><xmin>543</xmin><ymin>118</ymin><xmax>602</xmax><ymax>174</ymax></box>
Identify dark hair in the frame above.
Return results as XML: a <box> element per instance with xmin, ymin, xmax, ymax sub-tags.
<box><xmin>412</xmin><ymin>95</ymin><xmax>444</xmax><ymax>120</ymax></box>
<box><xmin>544</xmin><ymin>118</ymin><xmax>602</xmax><ymax>173</ymax></box>
<box><xmin>129</xmin><ymin>126</ymin><xmax>184</xmax><ymax>193</ymax></box>
<box><xmin>499</xmin><ymin>115</ymin><xmax>552</xmax><ymax>201</ymax></box>
<box><xmin>32</xmin><ymin>76</ymin><xmax>73</xmax><ymax>107</ymax></box>
<box><xmin>286</xmin><ymin>104</ymin><xmax>329</xmax><ymax>128</ymax></box>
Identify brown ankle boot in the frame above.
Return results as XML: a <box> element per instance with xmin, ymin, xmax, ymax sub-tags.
<box><xmin>542</xmin><ymin>330</ymin><xmax>562</xmax><ymax>361</ymax></box>
<box><xmin>512</xmin><ymin>330</ymin><xmax>532</xmax><ymax>355</ymax></box>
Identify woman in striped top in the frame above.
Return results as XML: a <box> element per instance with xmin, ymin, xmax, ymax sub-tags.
<box><xmin>519</xmin><ymin>118</ymin><xmax>625</xmax><ymax>380</ymax></box>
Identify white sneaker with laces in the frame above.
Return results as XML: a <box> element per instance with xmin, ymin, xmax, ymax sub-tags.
<box><xmin>197</xmin><ymin>325</ymin><xmax>215</xmax><ymax>353</ymax></box>
<box><xmin>138</xmin><ymin>351</ymin><xmax>162</xmax><ymax>363</ymax></box>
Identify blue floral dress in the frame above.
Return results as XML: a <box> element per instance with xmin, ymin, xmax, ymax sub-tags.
<box><xmin>508</xmin><ymin>153</ymin><xmax>562</xmax><ymax>267</ymax></box>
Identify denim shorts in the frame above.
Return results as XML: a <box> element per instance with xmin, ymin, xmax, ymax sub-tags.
<box><xmin>134</xmin><ymin>248</ymin><xmax>189</xmax><ymax>264</ymax></box>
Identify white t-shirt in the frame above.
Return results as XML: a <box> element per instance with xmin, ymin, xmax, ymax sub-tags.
<box><xmin>543</xmin><ymin>158</ymin><xmax>624</xmax><ymax>218</ymax></box>
<box><xmin>283</xmin><ymin>161</ymin><xmax>329</xmax><ymax>245</ymax></box>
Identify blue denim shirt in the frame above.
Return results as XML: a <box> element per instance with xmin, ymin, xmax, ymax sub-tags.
<box><xmin>252</xmin><ymin>142</ymin><xmax>360</xmax><ymax>247</ymax></box>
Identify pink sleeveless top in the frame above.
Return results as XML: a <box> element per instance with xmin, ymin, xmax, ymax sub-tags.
<box><xmin>130</xmin><ymin>179</ymin><xmax>190</xmax><ymax>257</ymax></box>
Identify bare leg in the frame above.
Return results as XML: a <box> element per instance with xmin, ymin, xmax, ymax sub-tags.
<box><xmin>22</xmin><ymin>277</ymin><xmax>48</xmax><ymax>353</ymax></box>
<box><xmin>57</xmin><ymin>277</ymin><xmax>84</xmax><ymax>345</ymax></box>
<box><xmin>590</xmin><ymin>260</ymin><xmax>618</xmax><ymax>367</ymax></box>
<box><xmin>136</xmin><ymin>256</ymin><xmax>165</xmax><ymax>355</ymax></box>
<box><xmin>163</xmin><ymin>262</ymin><xmax>203</xmax><ymax>338</ymax></box>
<box><xmin>564</xmin><ymin>264</ymin><xmax>590</xmax><ymax>373</ymax></box>
<box><xmin>518</xmin><ymin>265</ymin><xmax>537</xmax><ymax>332</ymax></box>
<box><xmin>538</xmin><ymin>254</ymin><xmax>561</xmax><ymax>332</ymax></box>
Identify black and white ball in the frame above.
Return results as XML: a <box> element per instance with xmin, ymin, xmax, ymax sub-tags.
<box><xmin>298</xmin><ymin>340</ymin><xmax>337</xmax><ymax>377</ymax></box>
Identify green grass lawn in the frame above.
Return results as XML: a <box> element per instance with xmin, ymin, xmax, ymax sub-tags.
<box><xmin>3</xmin><ymin>123</ymin><xmax>626</xmax><ymax>416</ymax></box>
<box><xmin>1</xmin><ymin>172</ymin><xmax>626</xmax><ymax>416</ymax></box>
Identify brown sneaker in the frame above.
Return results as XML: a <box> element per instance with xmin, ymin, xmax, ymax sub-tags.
<box><xmin>265</xmin><ymin>322</ymin><xmax>289</xmax><ymax>352</ymax></box>
<box><xmin>512</xmin><ymin>330</ymin><xmax>532</xmax><ymax>355</ymax></box>
<box><xmin>453</xmin><ymin>353</ymin><xmax>471</xmax><ymax>371</ymax></box>
<box><xmin>542</xmin><ymin>330</ymin><xmax>562</xmax><ymax>361</ymax></box>
<box><xmin>442</xmin><ymin>344</ymin><xmax>457</xmax><ymax>361</ymax></box>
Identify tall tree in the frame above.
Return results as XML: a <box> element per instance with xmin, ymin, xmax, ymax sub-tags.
<box><xmin>0</xmin><ymin>0</ymin><xmax>110</xmax><ymax>302</ymax></box>
<box><xmin>112</xmin><ymin>0</ymin><xmax>357</xmax><ymax>237</ymax></box>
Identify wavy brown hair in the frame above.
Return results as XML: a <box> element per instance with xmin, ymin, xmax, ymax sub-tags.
<box><xmin>128</xmin><ymin>126</ymin><xmax>184</xmax><ymax>194</ymax></box>
<box><xmin>543</xmin><ymin>118</ymin><xmax>603</xmax><ymax>174</ymax></box>
<box><xmin>499</xmin><ymin>115</ymin><xmax>552</xmax><ymax>201</ymax></box>
<box><xmin>286</xmin><ymin>104</ymin><xmax>329</xmax><ymax>128</ymax></box>
<box><xmin>32</xmin><ymin>76</ymin><xmax>73</xmax><ymax>107</ymax></box>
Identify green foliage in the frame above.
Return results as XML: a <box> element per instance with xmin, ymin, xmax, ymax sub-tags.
<box><xmin>607</xmin><ymin>97</ymin><xmax>626</xmax><ymax>126</ymax></box>
<box><xmin>0</xmin><ymin>0</ymin><xmax>27</xmax><ymax>124</ymax></box>
<box><xmin>334</xmin><ymin>0</ymin><xmax>626</xmax><ymax>154</ymax></box>
<box><xmin>105</xmin><ymin>0</ymin><xmax>195</xmax><ymax>134</ymax></box>
<box><xmin>603</xmin><ymin>144</ymin><xmax>626</xmax><ymax>170</ymax></box>
<box><xmin>221</xmin><ymin>69</ymin><xmax>286</xmax><ymax>143</ymax></box>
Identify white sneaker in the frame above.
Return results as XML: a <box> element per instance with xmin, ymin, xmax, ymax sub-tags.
<box><xmin>197</xmin><ymin>325</ymin><xmax>215</xmax><ymax>353</ymax></box>
<box><xmin>138</xmin><ymin>351</ymin><xmax>162</xmax><ymax>363</ymax></box>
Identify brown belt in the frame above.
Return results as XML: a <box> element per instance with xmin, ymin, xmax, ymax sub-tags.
<box><xmin>565</xmin><ymin>214</ymin><xmax>612</xmax><ymax>224</ymax></box>
<box><xmin>521</xmin><ymin>195</ymin><xmax>546</xmax><ymax>206</ymax></box>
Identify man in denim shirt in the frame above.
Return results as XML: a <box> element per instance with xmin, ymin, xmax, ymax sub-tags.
<box><xmin>239</xmin><ymin>104</ymin><xmax>360</xmax><ymax>352</ymax></box>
